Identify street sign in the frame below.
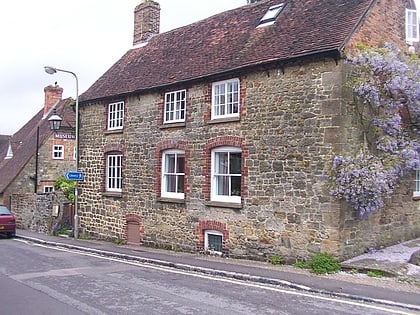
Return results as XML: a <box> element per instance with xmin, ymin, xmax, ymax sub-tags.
<box><xmin>65</xmin><ymin>171</ymin><xmax>84</xmax><ymax>181</ymax></box>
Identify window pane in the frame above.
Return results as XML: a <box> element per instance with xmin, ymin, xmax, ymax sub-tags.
<box><xmin>166</xmin><ymin>175</ymin><xmax>177</xmax><ymax>192</ymax></box>
<box><xmin>216</xmin><ymin>175</ymin><xmax>229</xmax><ymax>195</ymax></box>
<box><xmin>165</xmin><ymin>154</ymin><xmax>176</xmax><ymax>173</ymax></box>
<box><xmin>230</xmin><ymin>153</ymin><xmax>241</xmax><ymax>174</ymax></box>
<box><xmin>177</xmin><ymin>175</ymin><xmax>184</xmax><ymax>193</ymax></box>
<box><xmin>207</xmin><ymin>234</ymin><xmax>222</xmax><ymax>252</ymax></box>
<box><xmin>215</xmin><ymin>152</ymin><xmax>229</xmax><ymax>174</ymax></box>
<box><xmin>231</xmin><ymin>176</ymin><xmax>241</xmax><ymax>196</ymax></box>
<box><xmin>176</xmin><ymin>155</ymin><xmax>185</xmax><ymax>173</ymax></box>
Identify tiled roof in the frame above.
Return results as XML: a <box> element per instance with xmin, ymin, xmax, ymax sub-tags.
<box><xmin>0</xmin><ymin>99</ymin><xmax>75</xmax><ymax>193</ymax></box>
<box><xmin>80</xmin><ymin>0</ymin><xmax>373</xmax><ymax>103</ymax></box>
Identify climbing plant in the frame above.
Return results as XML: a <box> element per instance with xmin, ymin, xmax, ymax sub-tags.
<box><xmin>330</xmin><ymin>43</ymin><xmax>420</xmax><ymax>218</ymax></box>
<box><xmin>54</xmin><ymin>176</ymin><xmax>76</xmax><ymax>204</ymax></box>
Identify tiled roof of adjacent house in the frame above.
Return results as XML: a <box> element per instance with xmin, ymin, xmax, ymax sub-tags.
<box><xmin>80</xmin><ymin>0</ymin><xmax>374</xmax><ymax>103</ymax></box>
<box><xmin>0</xmin><ymin>99</ymin><xmax>75</xmax><ymax>193</ymax></box>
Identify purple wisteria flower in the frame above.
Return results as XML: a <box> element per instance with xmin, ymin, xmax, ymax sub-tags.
<box><xmin>332</xmin><ymin>43</ymin><xmax>420</xmax><ymax>218</ymax></box>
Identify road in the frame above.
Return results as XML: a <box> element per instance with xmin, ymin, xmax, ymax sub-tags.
<box><xmin>0</xmin><ymin>238</ymin><xmax>416</xmax><ymax>315</ymax></box>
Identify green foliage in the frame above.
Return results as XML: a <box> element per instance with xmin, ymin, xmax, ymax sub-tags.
<box><xmin>308</xmin><ymin>253</ymin><xmax>341</xmax><ymax>274</ymax></box>
<box><xmin>113</xmin><ymin>238</ymin><xmax>126</xmax><ymax>245</ymax></box>
<box><xmin>293</xmin><ymin>260</ymin><xmax>309</xmax><ymax>269</ymax></box>
<box><xmin>54</xmin><ymin>176</ymin><xmax>76</xmax><ymax>204</ymax></box>
<box><xmin>269</xmin><ymin>255</ymin><xmax>283</xmax><ymax>265</ymax></box>
<box><xmin>367</xmin><ymin>270</ymin><xmax>384</xmax><ymax>278</ymax></box>
<box><xmin>78</xmin><ymin>232</ymin><xmax>91</xmax><ymax>240</ymax></box>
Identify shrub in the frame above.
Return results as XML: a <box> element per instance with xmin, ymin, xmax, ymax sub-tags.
<box><xmin>308</xmin><ymin>253</ymin><xmax>341</xmax><ymax>274</ymax></box>
<box><xmin>269</xmin><ymin>255</ymin><xmax>283</xmax><ymax>265</ymax></box>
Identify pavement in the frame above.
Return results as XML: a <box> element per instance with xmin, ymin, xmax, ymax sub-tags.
<box><xmin>14</xmin><ymin>229</ymin><xmax>420</xmax><ymax>312</ymax></box>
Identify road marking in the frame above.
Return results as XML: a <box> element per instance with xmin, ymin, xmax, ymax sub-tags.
<box><xmin>14</xmin><ymin>239</ymin><xmax>418</xmax><ymax>315</ymax></box>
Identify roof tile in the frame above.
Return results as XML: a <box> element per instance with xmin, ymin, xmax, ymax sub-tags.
<box><xmin>80</xmin><ymin>0</ymin><xmax>373</xmax><ymax>103</ymax></box>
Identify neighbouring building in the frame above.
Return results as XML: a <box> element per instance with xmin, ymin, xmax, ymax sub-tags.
<box><xmin>77</xmin><ymin>0</ymin><xmax>420</xmax><ymax>261</ymax></box>
<box><xmin>0</xmin><ymin>84</ymin><xmax>76</xmax><ymax>226</ymax></box>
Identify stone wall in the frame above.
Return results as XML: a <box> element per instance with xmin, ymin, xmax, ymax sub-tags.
<box><xmin>11</xmin><ymin>192</ymin><xmax>70</xmax><ymax>234</ymax></box>
<box><xmin>78</xmin><ymin>54</ymin><xmax>420</xmax><ymax>261</ymax></box>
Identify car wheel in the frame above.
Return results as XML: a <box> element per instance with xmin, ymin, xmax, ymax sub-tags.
<box><xmin>7</xmin><ymin>232</ymin><xmax>15</xmax><ymax>238</ymax></box>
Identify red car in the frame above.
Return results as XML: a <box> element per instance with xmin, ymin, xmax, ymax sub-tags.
<box><xmin>0</xmin><ymin>205</ymin><xmax>16</xmax><ymax>238</ymax></box>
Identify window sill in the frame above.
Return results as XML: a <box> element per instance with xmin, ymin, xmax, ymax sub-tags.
<box><xmin>205</xmin><ymin>201</ymin><xmax>242</xmax><ymax>209</ymax></box>
<box><xmin>157</xmin><ymin>197</ymin><xmax>185</xmax><ymax>204</ymax></box>
<box><xmin>105</xmin><ymin>129</ymin><xmax>123</xmax><ymax>135</ymax></box>
<box><xmin>159</xmin><ymin>122</ymin><xmax>186</xmax><ymax>129</ymax></box>
<box><xmin>207</xmin><ymin>117</ymin><xmax>240</xmax><ymax>125</ymax></box>
<box><xmin>102</xmin><ymin>191</ymin><xmax>123</xmax><ymax>198</ymax></box>
<box><xmin>412</xmin><ymin>194</ymin><xmax>420</xmax><ymax>201</ymax></box>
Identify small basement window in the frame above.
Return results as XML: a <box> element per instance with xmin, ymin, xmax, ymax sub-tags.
<box><xmin>258</xmin><ymin>3</ymin><xmax>285</xmax><ymax>27</ymax></box>
<box><xmin>205</xmin><ymin>230</ymin><xmax>223</xmax><ymax>254</ymax></box>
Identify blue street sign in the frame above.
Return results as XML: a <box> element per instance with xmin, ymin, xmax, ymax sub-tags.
<box><xmin>65</xmin><ymin>171</ymin><xmax>84</xmax><ymax>181</ymax></box>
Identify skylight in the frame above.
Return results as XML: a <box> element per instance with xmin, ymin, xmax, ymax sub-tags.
<box><xmin>258</xmin><ymin>3</ymin><xmax>285</xmax><ymax>27</ymax></box>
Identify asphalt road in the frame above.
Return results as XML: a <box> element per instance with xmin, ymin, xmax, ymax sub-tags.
<box><xmin>0</xmin><ymin>238</ymin><xmax>416</xmax><ymax>315</ymax></box>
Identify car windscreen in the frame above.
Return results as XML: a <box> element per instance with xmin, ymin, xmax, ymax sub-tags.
<box><xmin>0</xmin><ymin>206</ymin><xmax>11</xmax><ymax>215</ymax></box>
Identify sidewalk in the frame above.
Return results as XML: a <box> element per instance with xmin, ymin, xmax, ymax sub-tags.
<box><xmin>15</xmin><ymin>229</ymin><xmax>420</xmax><ymax>312</ymax></box>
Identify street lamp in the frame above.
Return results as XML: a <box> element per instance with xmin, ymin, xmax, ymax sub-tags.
<box><xmin>48</xmin><ymin>109</ymin><xmax>63</xmax><ymax>131</ymax></box>
<box><xmin>44</xmin><ymin>66</ymin><xmax>80</xmax><ymax>239</ymax></box>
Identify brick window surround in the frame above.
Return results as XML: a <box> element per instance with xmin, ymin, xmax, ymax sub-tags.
<box><xmin>196</xmin><ymin>220</ymin><xmax>229</xmax><ymax>253</ymax></box>
<box><xmin>155</xmin><ymin>140</ymin><xmax>190</xmax><ymax>199</ymax></box>
<box><xmin>202</xmin><ymin>136</ymin><xmax>248</xmax><ymax>203</ymax></box>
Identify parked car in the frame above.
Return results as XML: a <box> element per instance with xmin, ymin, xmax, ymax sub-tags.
<box><xmin>0</xmin><ymin>205</ymin><xmax>16</xmax><ymax>238</ymax></box>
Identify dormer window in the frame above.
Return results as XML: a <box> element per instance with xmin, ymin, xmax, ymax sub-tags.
<box><xmin>258</xmin><ymin>3</ymin><xmax>285</xmax><ymax>28</ymax></box>
<box><xmin>5</xmin><ymin>144</ymin><xmax>13</xmax><ymax>159</ymax></box>
<box><xmin>406</xmin><ymin>9</ymin><xmax>419</xmax><ymax>43</ymax></box>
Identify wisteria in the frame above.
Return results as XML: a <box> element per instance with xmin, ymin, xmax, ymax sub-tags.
<box><xmin>330</xmin><ymin>43</ymin><xmax>420</xmax><ymax>218</ymax></box>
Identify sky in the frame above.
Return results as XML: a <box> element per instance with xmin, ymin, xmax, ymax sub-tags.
<box><xmin>1</xmin><ymin>0</ymin><xmax>419</xmax><ymax>135</ymax></box>
<box><xmin>0</xmin><ymin>0</ymin><xmax>246</xmax><ymax>135</ymax></box>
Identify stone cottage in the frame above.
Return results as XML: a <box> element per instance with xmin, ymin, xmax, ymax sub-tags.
<box><xmin>0</xmin><ymin>85</ymin><xmax>76</xmax><ymax>228</ymax></box>
<box><xmin>78</xmin><ymin>0</ymin><xmax>420</xmax><ymax>261</ymax></box>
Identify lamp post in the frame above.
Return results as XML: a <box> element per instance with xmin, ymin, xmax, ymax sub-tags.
<box><xmin>45</xmin><ymin>66</ymin><xmax>80</xmax><ymax>239</ymax></box>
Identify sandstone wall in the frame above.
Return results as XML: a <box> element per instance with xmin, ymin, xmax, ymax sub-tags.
<box><xmin>77</xmin><ymin>56</ymin><xmax>420</xmax><ymax>261</ymax></box>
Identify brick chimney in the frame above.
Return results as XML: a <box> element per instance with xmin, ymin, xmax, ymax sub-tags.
<box><xmin>133</xmin><ymin>0</ymin><xmax>160</xmax><ymax>46</ymax></box>
<box><xmin>44</xmin><ymin>84</ymin><xmax>63</xmax><ymax>116</ymax></box>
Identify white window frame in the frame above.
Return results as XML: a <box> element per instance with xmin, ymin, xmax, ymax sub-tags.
<box><xmin>5</xmin><ymin>144</ymin><xmax>13</xmax><ymax>159</ymax></box>
<box><xmin>204</xmin><ymin>230</ymin><xmax>223</xmax><ymax>255</ymax></box>
<box><xmin>211</xmin><ymin>146</ymin><xmax>242</xmax><ymax>203</ymax></box>
<box><xmin>43</xmin><ymin>186</ymin><xmax>54</xmax><ymax>193</ymax></box>
<box><xmin>161</xmin><ymin>150</ymin><xmax>185</xmax><ymax>199</ymax></box>
<box><xmin>108</xmin><ymin>101</ymin><xmax>124</xmax><ymax>130</ymax></box>
<box><xmin>414</xmin><ymin>169</ymin><xmax>420</xmax><ymax>198</ymax></box>
<box><xmin>211</xmin><ymin>79</ymin><xmax>240</xmax><ymax>120</ymax></box>
<box><xmin>258</xmin><ymin>3</ymin><xmax>285</xmax><ymax>27</ymax></box>
<box><xmin>164</xmin><ymin>90</ymin><xmax>186</xmax><ymax>123</ymax></box>
<box><xmin>52</xmin><ymin>145</ymin><xmax>64</xmax><ymax>160</ymax></box>
<box><xmin>406</xmin><ymin>9</ymin><xmax>419</xmax><ymax>43</ymax></box>
<box><xmin>106</xmin><ymin>154</ymin><xmax>123</xmax><ymax>192</ymax></box>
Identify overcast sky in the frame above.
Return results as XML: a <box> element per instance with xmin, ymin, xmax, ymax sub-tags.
<box><xmin>0</xmin><ymin>0</ymin><xmax>418</xmax><ymax>135</ymax></box>
<box><xmin>0</xmin><ymin>0</ymin><xmax>245</xmax><ymax>135</ymax></box>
